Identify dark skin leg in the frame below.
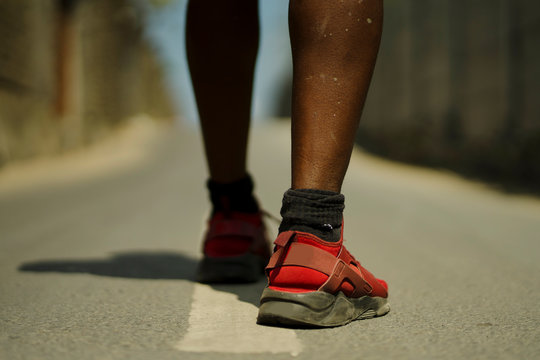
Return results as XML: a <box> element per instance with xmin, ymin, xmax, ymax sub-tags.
<box><xmin>289</xmin><ymin>0</ymin><xmax>383</xmax><ymax>192</ymax></box>
<box><xmin>187</xmin><ymin>0</ymin><xmax>382</xmax><ymax>193</ymax></box>
<box><xmin>186</xmin><ymin>0</ymin><xmax>259</xmax><ymax>184</ymax></box>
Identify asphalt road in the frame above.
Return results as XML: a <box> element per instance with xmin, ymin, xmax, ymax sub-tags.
<box><xmin>1</xmin><ymin>118</ymin><xmax>539</xmax><ymax>359</ymax></box>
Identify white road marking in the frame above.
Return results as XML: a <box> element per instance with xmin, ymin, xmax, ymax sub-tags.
<box><xmin>176</xmin><ymin>283</ymin><xmax>302</xmax><ymax>355</ymax></box>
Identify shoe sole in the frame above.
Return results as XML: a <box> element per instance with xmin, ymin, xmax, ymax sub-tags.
<box><xmin>196</xmin><ymin>253</ymin><xmax>267</xmax><ymax>284</ymax></box>
<box><xmin>257</xmin><ymin>287</ymin><xmax>390</xmax><ymax>328</ymax></box>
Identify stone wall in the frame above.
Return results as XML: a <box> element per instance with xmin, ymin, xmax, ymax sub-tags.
<box><xmin>0</xmin><ymin>0</ymin><xmax>174</xmax><ymax>165</ymax></box>
<box><xmin>359</xmin><ymin>0</ymin><xmax>540</xmax><ymax>191</ymax></box>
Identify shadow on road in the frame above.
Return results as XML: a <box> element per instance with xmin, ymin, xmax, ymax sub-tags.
<box><xmin>19</xmin><ymin>251</ymin><xmax>199</xmax><ymax>280</ymax></box>
<box><xmin>18</xmin><ymin>251</ymin><xmax>265</xmax><ymax>306</ymax></box>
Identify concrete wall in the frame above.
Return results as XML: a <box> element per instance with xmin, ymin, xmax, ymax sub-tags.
<box><xmin>359</xmin><ymin>0</ymin><xmax>540</xmax><ymax>190</ymax></box>
<box><xmin>0</xmin><ymin>0</ymin><xmax>174</xmax><ymax>166</ymax></box>
<box><xmin>0</xmin><ymin>1</ymin><xmax>58</xmax><ymax>162</ymax></box>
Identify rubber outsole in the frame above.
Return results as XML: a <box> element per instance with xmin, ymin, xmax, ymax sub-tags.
<box><xmin>196</xmin><ymin>253</ymin><xmax>267</xmax><ymax>283</ymax></box>
<box><xmin>257</xmin><ymin>287</ymin><xmax>390</xmax><ymax>327</ymax></box>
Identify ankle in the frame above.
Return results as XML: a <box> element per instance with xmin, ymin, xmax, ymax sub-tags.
<box><xmin>207</xmin><ymin>175</ymin><xmax>259</xmax><ymax>215</ymax></box>
<box><xmin>278</xmin><ymin>188</ymin><xmax>344</xmax><ymax>242</ymax></box>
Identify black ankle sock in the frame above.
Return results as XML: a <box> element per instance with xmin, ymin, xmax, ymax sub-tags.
<box><xmin>279</xmin><ymin>188</ymin><xmax>344</xmax><ymax>242</ymax></box>
<box><xmin>207</xmin><ymin>175</ymin><xmax>259</xmax><ymax>215</ymax></box>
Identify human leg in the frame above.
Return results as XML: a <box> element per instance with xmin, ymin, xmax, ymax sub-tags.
<box><xmin>258</xmin><ymin>0</ymin><xmax>389</xmax><ymax>327</ymax></box>
<box><xmin>186</xmin><ymin>0</ymin><xmax>259</xmax><ymax>184</ymax></box>
<box><xmin>186</xmin><ymin>0</ymin><xmax>270</xmax><ymax>283</ymax></box>
<box><xmin>289</xmin><ymin>0</ymin><xmax>383</xmax><ymax>192</ymax></box>
<box><xmin>279</xmin><ymin>0</ymin><xmax>384</xmax><ymax>241</ymax></box>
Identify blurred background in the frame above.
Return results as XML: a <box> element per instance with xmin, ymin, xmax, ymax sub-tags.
<box><xmin>0</xmin><ymin>0</ymin><xmax>539</xmax><ymax>192</ymax></box>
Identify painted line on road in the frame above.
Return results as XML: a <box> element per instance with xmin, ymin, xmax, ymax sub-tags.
<box><xmin>176</xmin><ymin>283</ymin><xmax>302</xmax><ymax>355</ymax></box>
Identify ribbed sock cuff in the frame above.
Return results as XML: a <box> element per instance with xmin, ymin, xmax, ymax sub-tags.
<box><xmin>207</xmin><ymin>175</ymin><xmax>259</xmax><ymax>214</ymax></box>
<box><xmin>279</xmin><ymin>188</ymin><xmax>344</xmax><ymax>242</ymax></box>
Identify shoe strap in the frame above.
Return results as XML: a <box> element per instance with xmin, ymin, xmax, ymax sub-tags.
<box><xmin>274</xmin><ymin>230</ymin><xmax>296</xmax><ymax>247</ymax></box>
<box><xmin>205</xmin><ymin>218</ymin><xmax>263</xmax><ymax>244</ymax></box>
<box><xmin>266</xmin><ymin>234</ymin><xmax>373</xmax><ymax>297</ymax></box>
<box><xmin>320</xmin><ymin>258</ymin><xmax>373</xmax><ymax>297</ymax></box>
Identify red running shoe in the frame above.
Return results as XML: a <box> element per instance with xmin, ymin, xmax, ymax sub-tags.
<box><xmin>257</xmin><ymin>228</ymin><xmax>389</xmax><ymax>327</ymax></box>
<box><xmin>196</xmin><ymin>211</ymin><xmax>271</xmax><ymax>283</ymax></box>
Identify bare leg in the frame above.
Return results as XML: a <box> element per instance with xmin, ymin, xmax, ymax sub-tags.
<box><xmin>276</xmin><ymin>0</ymin><xmax>384</xmax><ymax>255</ymax></box>
<box><xmin>186</xmin><ymin>0</ymin><xmax>259</xmax><ymax>183</ymax></box>
<box><xmin>188</xmin><ymin>1</ymin><xmax>267</xmax><ymax>284</ymax></box>
<box><xmin>258</xmin><ymin>2</ymin><xmax>389</xmax><ymax>326</ymax></box>
<box><xmin>289</xmin><ymin>0</ymin><xmax>383</xmax><ymax>192</ymax></box>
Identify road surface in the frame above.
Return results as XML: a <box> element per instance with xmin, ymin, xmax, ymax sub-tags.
<box><xmin>1</xmin><ymin>118</ymin><xmax>539</xmax><ymax>359</ymax></box>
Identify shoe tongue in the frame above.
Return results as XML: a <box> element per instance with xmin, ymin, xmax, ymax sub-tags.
<box><xmin>294</xmin><ymin>232</ymin><xmax>342</xmax><ymax>257</ymax></box>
